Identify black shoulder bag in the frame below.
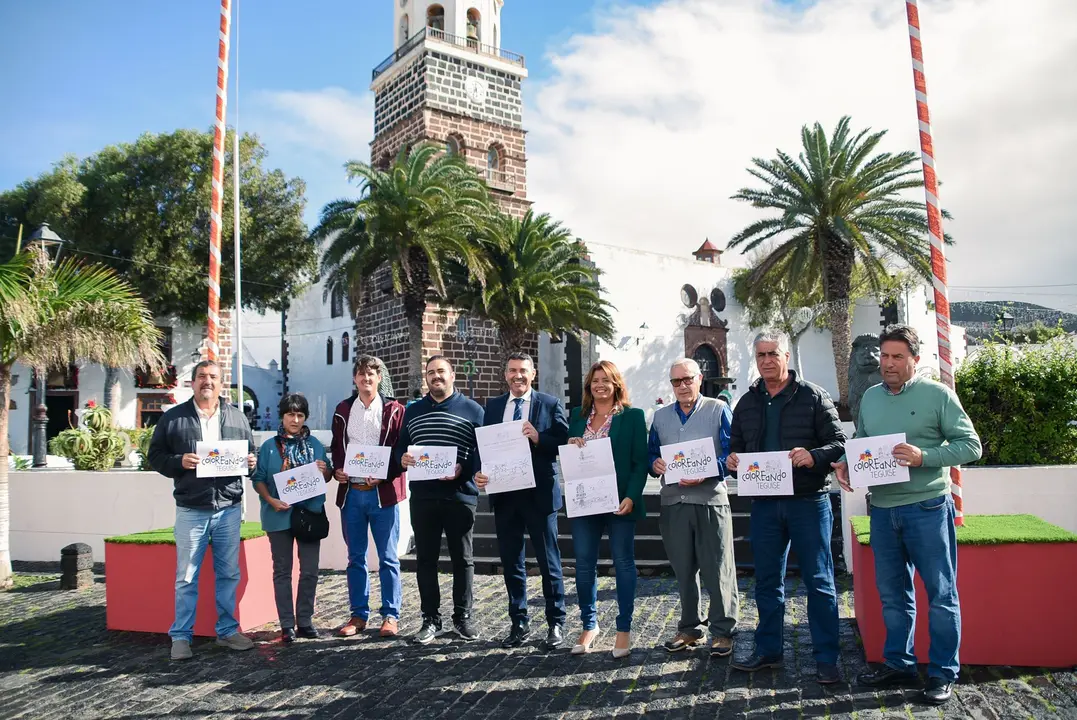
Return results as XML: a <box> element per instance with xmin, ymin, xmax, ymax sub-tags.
<box><xmin>275</xmin><ymin>438</ymin><xmax>330</xmax><ymax>542</ymax></box>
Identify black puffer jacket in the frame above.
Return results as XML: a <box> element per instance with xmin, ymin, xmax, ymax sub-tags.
<box><xmin>729</xmin><ymin>371</ymin><xmax>846</xmax><ymax>495</ymax></box>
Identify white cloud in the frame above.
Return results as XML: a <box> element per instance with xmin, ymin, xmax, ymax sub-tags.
<box><xmin>247</xmin><ymin>87</ymin><xmax>375</xmax><ymax>218</ymax></box>
<box><xmin>526</xmin><ymin>0</ymin><xmax>1077</xmax><ymax>310</ymax></box>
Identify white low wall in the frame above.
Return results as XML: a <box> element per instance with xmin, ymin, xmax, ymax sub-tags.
<box><xmin>9</xmin><ymin>469</ymin><xmax>412</xmax><ymax>571</ymax></box>
<box><xmin>841</xmin><ymin>464</ymin><xmax>1077</xmax><ymax>573</ymax></box>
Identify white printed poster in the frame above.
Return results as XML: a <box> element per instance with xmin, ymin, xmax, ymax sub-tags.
<box><xmin>660</xmin><ymin>437</ymin><xmax>720</xmax><ymax>485</ymax></box>
<box><xmin>846</xmin><ymin>433</ymin><xmax>912</xmax><ymax>489</ymax></box>
<box><xmin>343</xmin><ymin>443</ymin><xmax>392</xmax><ymax>480</ymax></box>
<box><xmin>736</xmin><ymin>451</ymin><xmax>794</xmax><ymax>496</ymax></box>
<box><xmin>558</xmin><ymin>437</ymin><xmax>620</xmax><ymax>518</ymax></box>
<box><xmin>195</xmin><ymin>440</ymin><xmax>249</xmax><ymax>478</ymax></box>
<box><xmin>476</xmin><ymin>421</ymin><xmax>536</xmax><ymax>494</ymax></box>
<box><xmin>407</xmin><ymin>445</ymin><xmax>459</xmax><ymax>481</ymax></box>
<box><xmin>272</xmin><ymin>462</ymin><xmax>327</xmax><ymax>504</ymax></box>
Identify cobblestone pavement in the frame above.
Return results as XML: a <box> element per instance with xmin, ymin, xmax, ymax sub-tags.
<box><xmin>2</xmin><ymin>567</ymin><xmax>1074</xmax><ymax>719</ymax></box>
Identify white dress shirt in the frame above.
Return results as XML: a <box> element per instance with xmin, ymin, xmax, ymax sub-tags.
<box><xmin>347</xmin><ymin>393</ymin><xmax>384</xmax><ymax>448</ymax></box>
<box><xmin>502</xmin><ymin>389</ymin><xmax>532</xmax><ymax>423</ymax></box>
<box><xmin>197</xmin><ymin>402</ymin><xmax>221</xmax><ymax>443</ymax></box>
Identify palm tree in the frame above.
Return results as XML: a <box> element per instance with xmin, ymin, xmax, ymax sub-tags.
<box><xmin>729</xmin><ymin>116</ymin><xmax>943</xmax><ymax>409</ymax></box>
<box><xmin>312</xmin><ymin>143</ymin><xmax>492</xmax><ymax>395</ymax></box>
<box><xmin>0</xmin><ymin>246</ymin><xmax>163</xmax><ymax>588</ymax></box>
<box><xmin>448</xmin><ymin>210</ymin><xmax>616</xmax><ymax>355</ymax></box>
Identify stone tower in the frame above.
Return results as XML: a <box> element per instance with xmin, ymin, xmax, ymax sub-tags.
<box><xmin>355</xmin><ymin>0</ymin><xmax>534</xmax><ymax>402</ymax></box>
<box><xmin>371</xmin><ymin>0</ymin><xmax>530</xmax><ymax>218</ymax></box>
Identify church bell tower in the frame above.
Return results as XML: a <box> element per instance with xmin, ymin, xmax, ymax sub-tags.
<box><xmin>356</xmin><ymin>1</ymin><xmax>534</xmax><ymax>401</ymax></box>
<box><xmin>371</xmin><ymin>0</ymin><xmax>530</xmax><ymax>218</ymax></box>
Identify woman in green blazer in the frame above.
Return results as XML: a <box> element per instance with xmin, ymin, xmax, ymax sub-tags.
<box><xmin>566</xmin><ymin>360</ymin><xmax>648</xmax><ymax>658</ymax></box>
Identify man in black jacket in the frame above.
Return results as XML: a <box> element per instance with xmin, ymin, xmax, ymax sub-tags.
<box><xmin>148</xmin><ymin>360</ymin><xmax>256</xmax><ymax>661</ymax></box>
<box><xmin>728</xmin><ymin>332</ymin><xmax>846</xmax><ymax>684</ymax></box>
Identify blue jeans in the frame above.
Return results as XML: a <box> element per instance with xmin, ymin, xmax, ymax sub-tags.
<box><xmin>750</xmin><ymin>495</ymin><xmax>840</xmax><ymax>664</ymax></box>
<box><xmin>169</xmin><ymin>503</ymin><xmax>242</xmax><ymax>642</ymax></box>
<box><xmin>342</xmin><ymin>487</ymin><xmax>401</xmax><ymax>620</ymax></box>
<box><xmin>571</xmin><ymin>513</ymin><xmax>636</xmax><ymax>632</ymax></box>
<box><xmin>870</xmin><ymin>494</ymin><xmax>960</xmax><ymax>681</ymax></box>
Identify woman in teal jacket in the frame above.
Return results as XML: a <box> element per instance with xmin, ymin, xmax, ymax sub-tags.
<box><xmin>251</xmin><ymin>393</ymin><xmax>332</xmax><ymax>643</ymax></box>
<box><xmin>566</xmin><ymin>360</ymin><xmax>648</xmax><ymax>659</ymax></box>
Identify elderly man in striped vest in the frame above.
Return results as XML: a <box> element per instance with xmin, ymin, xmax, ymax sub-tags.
<box><xmin>648</xmin><ymin>358</ymin><xmax>739</xmax><ymax>658</ymax></box>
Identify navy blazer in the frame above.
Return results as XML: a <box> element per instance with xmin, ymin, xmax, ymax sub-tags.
<box><xmin>480</xmin><ymin>390</ymin><xmax>569</xmax><ymax>515</ymax></box>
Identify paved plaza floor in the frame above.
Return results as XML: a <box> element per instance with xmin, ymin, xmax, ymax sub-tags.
<box><xmin>1</xmin><ymin>566</ymin><xmax>1073</xmax><ymax>719</ymax></box>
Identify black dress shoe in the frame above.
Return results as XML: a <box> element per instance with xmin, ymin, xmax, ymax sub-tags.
<box><xmin>731</xmin><ymin>654</ymin><xmax>783</xmax><ymax>672</ymax></box>
<box><xmin>542</xmin><ymin>624</ymin><xmax>564</xmax><ymax>650</ymax></box>
<box><xmin>296</xmin><ymin>626</ymin><xmax>319</xmax><ymax>640</ymax></box>
<box><xmin>501</xmin><ymin>622</ymin><xmax>531</xmax><ymax>648</ymax></box>
<box><xmin>816</xmin><ymin>663</ymin><xmax>842</xmax><ymax>685</ymax></box>
<box><xmin>857</xmin><ymin>665</ymin><xmax>921</xmax><ymax>688</ymax></box>
<box><xmin>281</xmin><ymin>628</ymin><xmax>296</xmax><ymax>644</ymax></box>
<box><xmin>920</xmin><ymin>677</ymin><xmax>954</xmax><ymax>705</ymax></box>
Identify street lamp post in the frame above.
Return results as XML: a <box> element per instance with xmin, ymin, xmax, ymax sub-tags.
<box><xmin>26</xmin><ymin>224</ymin><xmax>66</xmax><ymax>468</ymax></box>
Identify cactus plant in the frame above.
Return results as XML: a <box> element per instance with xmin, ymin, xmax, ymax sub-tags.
<box><xmin>50</xmin><ymin>401</ymin><xmax>131</xmax><ymax>471</ymax></box>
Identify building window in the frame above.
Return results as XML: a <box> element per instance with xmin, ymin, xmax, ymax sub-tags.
<box><xmin>399</xmin><ymin>13</ymin><xmax>409</xmax><ymax>47</ymax></box>
<box><xmin>446</xmin><ymin>134</ymin><xmax>462</xmax><ymax>157</ymax></box>
<box><xmin>157</xmin><ymin>326</ymin><xmax>174</xmax><ymax>363</ymax></box>
<box><xmin>427</xmin><ymin>4</ymin><xmax>444</xmax><ymax>32</ymax></box>
<box><xmin>341</xmin><ymin>332</ymin><xmax>350</xmax><ymax>363</ymax></box>
<box><xmin>330</xmin><ymin>289</ymin><xmax>344</xmax><ymax>318</ymax></box>
<box><xmin>466</xmin><ymin>8</ymin><xmax>481</xmax><ymax>45</ymax></box>
<box><xmin>486</xmin><ymin>144</ymin><xmax>502</xmax><ymax>180</ymax></box>
<box><xmin>326</xmin><ymin>337</ymin><xmax>334</xmax><ymax>365</ymax></box>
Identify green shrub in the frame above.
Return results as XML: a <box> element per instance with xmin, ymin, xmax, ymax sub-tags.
<box><xmin>122</xmin><ymin>427</ymin><xmax>154</xmax><ymax>471</ymax></box>
<box><xmin>956</xmin><ymin>337</ymin><xmax>1077</xmax><ymax>465</ymax></box>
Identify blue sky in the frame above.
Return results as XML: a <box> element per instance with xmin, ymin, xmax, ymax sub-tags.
<box><xmin>0</xmin><ymin>0</ymin><xmax>650</xmax><ymax>211</ymax></box>
<box><xmin>2</xmin><ymin>0</ymin><xmax>1074</xmax><ymax>310</ymax></box>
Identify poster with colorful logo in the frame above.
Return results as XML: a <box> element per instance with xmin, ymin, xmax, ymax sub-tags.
<box><xmin>406</xmin><ymin>445</ymin><xmax>458</xmax><ymax>481</ymax></box>
<box><xmin>195</xmin><ymin>440</ymin><xmax>249</xmax><ymax>478</ymax></box>
<box><xmin>846</xmin><ymin>433</ymin><xmax>911</xmax><ymax>489</ymax></box>
<box><xmin>660</xmin><ymin>437</ymin><xmax>720</xmax><ymax>485</ymax></box>
<box><xmin>343</xmin><ymin>443</ymin><xmax>392</xmax><ymax>480</ymax></box>
<box><xmin>272</xmin><ymin>462</ymin><xmax>326</xmax><ymax>505</ymax></box>
<box><xmin>735</xmin><ymin>451</ymin><xmax>794</xmax><ymax>496</ymax></box>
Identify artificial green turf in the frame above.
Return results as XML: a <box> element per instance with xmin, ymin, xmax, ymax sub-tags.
<box><xmin>850</xmin><ymin>514</ymin><xmax>1077</xmax><ymax>546</ymax></box>
<box><xmin>105</xmin><ymin>521</ymin><xmax>266</xmax><ymax>545</ymax></box>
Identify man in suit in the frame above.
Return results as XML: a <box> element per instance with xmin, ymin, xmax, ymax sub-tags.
<box><xmin>475</xmin><ymin>351</ymin><xmax>570</xmax><ymax>650</ymax></box>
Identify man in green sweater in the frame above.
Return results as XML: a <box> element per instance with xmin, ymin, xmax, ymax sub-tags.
<box><xmin>833</xmin><ymin>325</ymin><xmax>981</xmax><ymax>706</ymax></box>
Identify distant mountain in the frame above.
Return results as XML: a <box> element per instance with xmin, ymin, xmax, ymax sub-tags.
<box><xmin>952</xmin><ymin>301</ymin><xmax>1077</xmax><ymax>333</ymax></box>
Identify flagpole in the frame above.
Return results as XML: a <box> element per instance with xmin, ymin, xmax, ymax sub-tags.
<box><xmin>905</xmin><ymin>0</ymin><xmax>963</xmax><ymax>525</ymax></box>
<box><xmin>232</xmin><ymin>0</ymin><xmax>244</xmax><ymax>411</ymax></box>
<box><xmin>206</xmin><ymin>0</ymin><xmax>232</xmax><ymax>365</ymax></box>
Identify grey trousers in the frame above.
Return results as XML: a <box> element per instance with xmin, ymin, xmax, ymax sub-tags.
<box><xmin>659</xmin><ymin>502</ymin><xmax>739</xmax><ymax>638</ymax></box>
<box><xmin>267</xmin><ymin>530</ymin><xmax>320</xmax><ymax>629</ymax></box>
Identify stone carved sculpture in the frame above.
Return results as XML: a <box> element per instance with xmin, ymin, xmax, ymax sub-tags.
<box><xmin>848</xmin><ymin>333</ymin><xmax>882</xmax><ymax>428</ymax></box>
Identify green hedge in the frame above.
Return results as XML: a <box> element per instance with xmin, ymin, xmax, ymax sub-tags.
<box><xmin>106</xmin><ymin>522</ymin><xmax>266</xmax><ymax>545</ymax></box>
<box><xmin>850</xmin><ymin>514</ymin><xmax>1077</xmax><ymax>546</ymax></box>
<box><xmin>955</xmin><ymin>338</ymin><xmax>1077</xmax><ymax>465</ymax></box>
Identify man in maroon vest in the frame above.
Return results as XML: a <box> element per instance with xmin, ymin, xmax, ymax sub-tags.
<box><xmin>331</xmin><ymin>355</ymin><xmax>407</xmax><ymax>638</ymax></box>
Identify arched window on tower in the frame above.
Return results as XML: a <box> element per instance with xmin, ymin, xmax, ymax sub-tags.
<box><xmin>399</xmin><ymin>13</ymin><xmax>409</xmax><ymax>47</ymax></box>
<box><xmin>341</xmin><ymin>332</ymin><xmax>350</xmax><ymax>363</ymax></box>
<box><xmin>326</xmin><ymin>337</ymin><xmax>334</xmax><ymax>366</ymax></box>
<box><xmin>446</xmin><ymin>134</ymin><xmax>462</xmax><ymax>158</ymax></box>
<box><xmin>466</xmin><ymin>8</ymin><xmax>481</xmax><ymax>47</ymax></box>
<box><xmin>486</xmin><ymin>144</ymin><xmax>502</xmax><ymax>182</ymax></box>
<box><xmin>427</xmin><ymin>4</ymin><xmax>445</xmax><ymax>34</ymax></box>
<box><xmin>330</xmin><ymin>289</ymin><xmax>344</xmax><ymax>318</ymax></box>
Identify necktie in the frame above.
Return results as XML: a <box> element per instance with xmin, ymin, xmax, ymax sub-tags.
<box><xmin>512</xmin><ymin>397</ymin><xmax>524</xmax><ymax>421</ymax></box>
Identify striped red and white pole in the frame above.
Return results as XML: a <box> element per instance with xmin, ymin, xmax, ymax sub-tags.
<box><xmin>205</xmin><ymin>0</ymin><xmax>232</xmax><ymax>362</ymax></box>
<box><xmin>906</xmin><ymin>0</ymin><xmax>963</xmax><ymax>526</ymax></box>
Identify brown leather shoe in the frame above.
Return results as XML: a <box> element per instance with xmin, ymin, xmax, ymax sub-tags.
<box><xmin>338</xmin><ymin>617</ymin><xmax>367</xmax><ymax>637</ymax></box>
<box><xmin>663</xmin><ymin>632</ymin><xmax>704</xmax><ymax>653</ymax></box>
<box><xmin>379</xmin><ymin>617</ymin><xmax>399</xmax><ymax>638</ymax></box>
<box><xmin>710</xmin><ymin>636</ymin><xmax>734</xmax><ymax>657</ymax></box>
